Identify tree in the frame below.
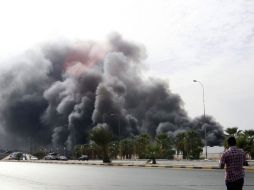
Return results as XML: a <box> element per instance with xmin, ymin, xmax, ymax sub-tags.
<box><xmin>155</xmin><ymin>133</ymin><xmax>175</xmax><ymax>159</ymax></box>
<box><xmin>73</xmin><ymin>145</ymin><xmax>83</xmax><ymax>158</ymax></box>
<box><xmin>175</xmin><ymin>132</ymin><xmax>186</xmax><ymax>159</ymax></box>
<box><xmin>74</xmin><ymin>143</ymin><xmax>98</xmax><ymax>159</ymax></box>
<box><xmin>243</xmin><ymin>130</ymin><xmax>254</xmax><ymax>137</ymax></box>
<box><xmin>224</xmin><ymin>127</ymin><xmax>242</xmax><ymax>149</ymax></box>
<box><xmin>237</xmin><ymin>134</ymin><xmax>249</xmax><ymax>150</ymax></box>
<box><xmin>90</xmin><ymin>124</ymin><xmax>112</xmax><ymax>163</ymax></box>
<box><xmin>224</xmin><ymin>128</ymin><xmax>254</xmax><ymax>159</ymax></box>
<box><xmin>134</xmin><ymin>134</ymin><xmax>151</xmax><ymax>159</ymax></box>
<box><xmin>184</xmin><ymin>130</ymin><xmax>203</xmax><ymax>159</ymax></box>
<box><xmin>119</xmin><ymin>138</ymin><xmax>135</xmax><ymax>159</ymax></box>
<box><xmin>108</xmin><ymin>141</ymin><xmax>119</xmax><ymax>159</ymax></box>
<box><xmin>244</xmin><ymin>130</ymin><xmax>254</xmax><ymax>159</ymax></box>
<box><xmin>146</xmin><ymin>143</ymin><xmax>160</xmax><ymax>164</ymax></box>
<box><xmin>33</xmin><ymin>150</ymin><xmax>46</xmax><ymax>159</ymax></box>
<box><xmin>238</xmin><ymin>130</ymin><xmax>254</xmax><ymax>159</ymax></box>
<box><xmin>225</xmin><ymin>127</ymin><xmax>242</xmax><ymax>137</ymax></box>
<box><xmin>175</xmin><ymin>131</ymin><xmax>203</xmax><ymax>159</ymax></box>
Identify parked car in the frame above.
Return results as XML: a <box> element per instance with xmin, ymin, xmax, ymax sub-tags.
<box><xmin>78</xmin><ymin>155</ymin><xmax>89</xmax><ymax>161</ymax></box>
<box><xmin>57</xmin><ymin>155</ymin><xmax>68</xmax><ymax>161</ymax></box>
<box><xmin>44</xmin><ymin>152</ymin><xmax>58</xmax><ymax>160</ymax></box>
<box><xmin>30</xmin><ymin>155</ymin><xmax>39</xmax><ymax>160</ymax></box>
<box><xmin>9</xmin><ymin>152</ymin><xmax>24</xmax><ymax>160</ymax></box>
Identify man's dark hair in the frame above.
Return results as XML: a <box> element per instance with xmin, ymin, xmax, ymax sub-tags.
<box><xmin>227</xmin><ymin>136</ymin><xmax>236</xmax><ymax>146</ymax></box>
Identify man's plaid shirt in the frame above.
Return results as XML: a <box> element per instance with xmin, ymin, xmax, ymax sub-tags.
<box><xmin>220</xmin><ymin>146</ymin><xmax>246</xmax><ymax>182</ymax></box>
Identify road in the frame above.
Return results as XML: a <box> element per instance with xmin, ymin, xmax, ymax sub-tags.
<box><xmin>0</xmin><ymin>162</ymin><xmax>253</xmax><ymax>190</ymax></box>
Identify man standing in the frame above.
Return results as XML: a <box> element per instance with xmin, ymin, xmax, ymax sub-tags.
<box><xmin>220</xmin><ymin>136</ymin><xmax>247</xmax><ymax>190</ymax></box>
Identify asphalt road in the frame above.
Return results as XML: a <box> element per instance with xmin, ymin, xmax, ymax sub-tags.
<box><xmin>0</xmin><ymin>162</ymin><xmax>253</xmax><ymax>190</ymax></box>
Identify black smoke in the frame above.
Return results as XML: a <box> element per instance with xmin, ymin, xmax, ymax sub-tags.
<box><xmin>0</xmin><ymin>34</ymin><xmax>224</xmax><ymax>150</ymax></box>
<box><xmin>191</xmin><ymin>115</ymin><xmax>224</xmax><ymax>146</ymax></box>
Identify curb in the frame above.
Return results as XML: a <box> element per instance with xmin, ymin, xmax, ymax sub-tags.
<box><xmin>1</xmin><ymin>160</ymin><xmax>254</xmax><ymax>172</ymax></box>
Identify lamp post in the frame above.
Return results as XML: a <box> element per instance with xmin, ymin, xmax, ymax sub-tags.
<box><xmin>193</xmin><ymin>79</ymin><xmax>207</xmax><ymax>159</ymax></box>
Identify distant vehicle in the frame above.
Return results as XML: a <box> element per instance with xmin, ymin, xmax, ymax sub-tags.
<box><xmin>78</xmin><ymin>155</ymin><xmax>89</xmax><ymax>161</ymax></box>
<box><xmin>30</xmin><ymin>155</ymin><xmax>38</xmax><ymax>160</ymax></box>
<box><xmin>44</xmin><ymin>155</ymin><xmax>55</xmax><ymax>160</ymax></box>
<box><xmin>57</xmin><ymin>155</ymin><xmax>68</xmax><ymax>161</ymax></box>
<box><xmin>44</xmin><ymin>152</ymin><xmax>58</xmax><ymax>160</ymax></box>
<box><xmin>9</xmin><ymin>152</ymin><xmax>24</xmax><ymax>160</ymax></box>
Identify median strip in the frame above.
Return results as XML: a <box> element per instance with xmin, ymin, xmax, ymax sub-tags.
<box><xmin>1</xmin><ymin>159</ymin><xmax>254</xmax><ymax>172</ymax></box>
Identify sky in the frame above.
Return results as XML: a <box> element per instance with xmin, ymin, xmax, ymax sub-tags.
<box><xmin>0</xmin><ymin>0</ymin><xmax>253</xmax><ymax>130</ymax></box>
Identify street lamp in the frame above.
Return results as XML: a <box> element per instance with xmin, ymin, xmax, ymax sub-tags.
<box><xmin>193</xmin><ymin>79</ymin><xmax>207</xmax><ymax>159</ymax></box>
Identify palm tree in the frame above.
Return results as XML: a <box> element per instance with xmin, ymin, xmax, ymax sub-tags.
<box><xmin>175</xmin><ymin>131</ymin><xmax>203</xmax><ymax>159</ymax></box>
<box><xmin>146</xmin><ymin>143</ymin><xmax>160</xmax><ymax>164</ymax></box>
<box><xmin>242</xmin><ymin>130</ymin><xmax>254</xmax><ymax>159</ymax></box>
<box><xmin>108</xmin><ymin>141</ymin><xmax>119</xmax><ymax>159</ymax></box>
<box><xmin>185</xmin><ymin>130</ymin><xmax>203</xmax><ymax>159</ymax></box>
<box><xmin>134</xmin><ymin>134</ymin><xmax>150</xmax><ymax>159</ymax></box>
<box><xmin>155</xmin><ymin>133</ymin><xmax>174</xmax><ymax>159</ymax></box>
<box><xmin>90</xmin><ymin>124</ymin><xmax>112</xmax><ymax>163</ymax></box>
<box><xmin>119</xmin><ymin>138</ymin><xmax>135</xmax><ymax>159</ymax></box>
<box><xmin>225</xmin><ymin>127</ymin><xmax>242</xmax><ymax>137</ymax></box>
<box><xmin>175</xmin><ymin>132</ymin><xmax>186</xmax><ymax>159</ymax></box>
<box><xmin>243</xmin><ymin>130</ymin><xmax>254</xmax><ymax>138</ymax></box>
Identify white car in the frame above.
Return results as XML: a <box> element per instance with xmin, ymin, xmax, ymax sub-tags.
<box><xmin>44</xmin><ymin>153</ymin><xmax>58</xmax><ymax>160</ymax></box>
<box><xmin>58</xmin><ymin>155</ymin><xmax>68</xmax><ymax>161</ymax></box>
<box><xmin>30</xmin><ymin>155</ymin><xmax>38</xmax><ymax>160</ymax></box>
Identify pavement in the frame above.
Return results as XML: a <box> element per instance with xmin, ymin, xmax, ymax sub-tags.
<box><xmin>2</xmin><ymin>158</ymin><xmax>254</xmax><ymax>172</ymax></box>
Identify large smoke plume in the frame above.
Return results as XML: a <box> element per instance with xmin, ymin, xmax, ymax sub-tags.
<box><xmin>0</xmin><ymin>34</ymin><xmax>224</xmax><ymax>150</ymax></box>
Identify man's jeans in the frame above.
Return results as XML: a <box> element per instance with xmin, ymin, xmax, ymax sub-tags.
<box><xmin>226</xmin><ymin>178</ymin><xmax>244</xmax><ymax>190</ymax></box>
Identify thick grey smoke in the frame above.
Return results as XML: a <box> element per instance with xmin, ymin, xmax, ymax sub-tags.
<box><xmin>0</xmin><ymin>34</ymin><xmax>224</xmax><ymax>150</ymax></box>
<box><xmin>191</xmin><ymin>115</ymin><xmax>224</xmax><ymax>146</ymax></box>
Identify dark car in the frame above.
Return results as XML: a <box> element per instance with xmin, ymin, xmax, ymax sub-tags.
<box><xmin>78</xmin><ymin>155</ymin><xmax>89</xmax><ymax>161</ymax></box>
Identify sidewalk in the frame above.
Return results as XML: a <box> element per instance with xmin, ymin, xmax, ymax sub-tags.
<box><xmin>82</xmin><ymin>159</ymin><xmax>254</xmax><ymax>172</ymax></box>
<box><xmin>2</xmin><ymin>159</ymin><xmax>254</xmax><ymax>172</ymax></box>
